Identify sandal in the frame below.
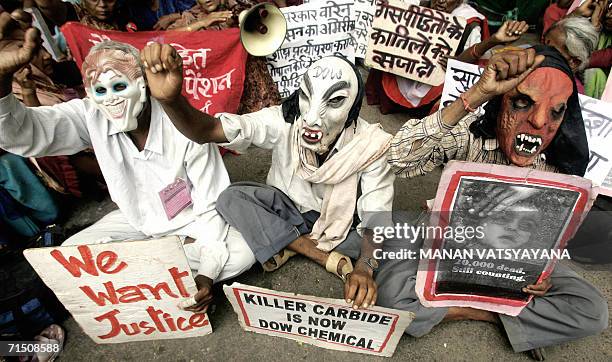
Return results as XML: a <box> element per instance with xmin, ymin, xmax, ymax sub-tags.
<box><xmin>262</xmin><ymin>249</ymin><xmax>297</xmax><ymax>272</ymax></box>
<box><xmin>325</xmin><ymin>251</ymin><xmax>353</xmax><ymax>282</ymax></box>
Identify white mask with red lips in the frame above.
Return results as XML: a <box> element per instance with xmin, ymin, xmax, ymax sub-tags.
<box><xmin>87</xmin><ymin>69</ymin><xmax>147</xmax><ymax>133</ymax></box>
<box><xmin>297</xmin><ymin>57</ymin><xmax>359</xmax><ymax>155</ymax></box>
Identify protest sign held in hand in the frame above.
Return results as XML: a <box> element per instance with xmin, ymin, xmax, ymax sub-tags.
<box><xmin>578</xmin><ymin>95</ymin><xmax>612</xmax><ymax>196</ymax></box>
<box><xmin>24</xmin><ymin>237</ymin><xmax>211</xmax><ymax>343</ymax></box>
<box><xmin>365</xmin><ymin>0</ymin><xmax>466</xmax><ymax>86</ymax></box>
<box><xmin>415</xmin><ymin>161</ymin><xmax>594</xmax><ymax>316</ymax></box>
<box><xmin>267</xmin><ymin>1</ymin><xmax>356</xmax><ymax>99</ymax></box>
<box><xmin>440</xmin><ymin>59</ymin><xmax>485</xmax><ymax>114</ymax></box>
<box><xmin>224</xmin><ymin>283</ymin><xmax>414</xmax><ymax>357</ymax></box>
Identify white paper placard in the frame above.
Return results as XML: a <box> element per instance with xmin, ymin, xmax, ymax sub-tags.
<box><xmin>224</xmin><ymin>283</ymin><xmax>414</xmax><ymax>357</ymax></box>
<box><xmin>267</xmin><ymin>0</ymin><xmax>356</xmax><ymax>98</ymax></box>
<box><xmin>24</xmin><ymin>237</ymin><xmax>212</xmax><ymax>343</ymax></box>
<box><xmin>365</xmin><ymin>0</ymin><xmax>466</xmax><ymax>86</ymax></box>
<box><xmin>579</xmin><ymin>95</ymin><xmax>612</xmax><ymax>195</ymax></box>
<box><xmin>440</xmin><ymin>58</ymin><xmax>485</xmax><ymax>115</ymax></box>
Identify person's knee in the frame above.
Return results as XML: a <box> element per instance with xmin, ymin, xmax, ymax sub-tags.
<box><xmin>216</xmin><ymin>186</ymin><xmax>247</xmax><ymax>215</ymax></box>
<box><xmin>581</xmin><ymin>293</ymin><xmax>609</xmax><ymax>336</ymax></box>
<box><xmin>232</xmin><ymin>243</ymin><xmax>257</xmax><ymax>272</ymax></box>
<box><xmin>375</xmin><ymin>279</ymin><xmax>416</xmax><ymax>310</ymax></box>
<box><xmin>226</xmin><ymin>231</ymin><xmax>257</xmax><ymax>274</ymax></box>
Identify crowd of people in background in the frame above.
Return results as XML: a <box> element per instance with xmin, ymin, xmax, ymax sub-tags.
<box><xmin>0</xmin><ymin>1</ymin><xmax>610</xmax><ymax>361</ymax></box>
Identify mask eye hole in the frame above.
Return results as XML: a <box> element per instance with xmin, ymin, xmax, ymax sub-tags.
<box><xmin>551</xmin><ymin>104</ymin><xmax>566</xmax><ymax>120</ymax></box>
<box><xmin>328</xmin><ymin>96</ymin><xmax>347</xmax><ymax>107</ymax></box>
<box><xmin>511</xmin><ymin>95</ymin><xmax>533</xmax><ymax>110</ymax></box>
<box><xmin>94</xmin><ymin>86</ymin><xmax>107</xmax><ymax>96</ymax></box>
<box><xmin>113</xmin><ymin>82</ymin><xmax>128</xmax><ymax>92</ymax></box>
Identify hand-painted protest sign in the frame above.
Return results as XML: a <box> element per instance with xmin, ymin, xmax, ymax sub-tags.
<box><xmin>366</xmin><ymin>0</ymin><xmax>466</xmax><ymax>86</ymax></box>
<box><xmin>352</xmin><ymin>0</ymin><xmax>376</xmax><ymax>58</ymax></box>
<box><xmin>224</xmin><ymin>283</ymin><xmax>414</xmax><ymax>357</ymax></box>
<box><xmin>266</xmin><ymin>1</ymin><xmax>355</xmax><ymax>98</ymax></box>
<box><xmin>24</xmin><ymin>237</ymin><xmax>211</xmax><ymax>343</ymax></box>
<box><xmin>440</xmin><ymin>59</ymin><xmax>485</xmax><ymax>114</ymax></box>
<box><xmin>579</xmin><ymin>95</ymin><xmax>612</xmax><ymax>196</ymax></box>
<box><xmin>60</xmin><ymin>22</ymin><xmax>247</xmax><ymax>115</ymax></box>
<box><xmin>416</xmin><ymin>161</ymin><xmax>593</xmax><ymax>316</ymax></box>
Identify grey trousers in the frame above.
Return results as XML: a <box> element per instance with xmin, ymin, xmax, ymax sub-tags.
<box><xmin>375</xmin><ymin>234</ymin><xmax>609</xmax><ymax>353</ymax></box>
<box><xmin>216</xmin><ymin>182</ymin><xmax>362</xmax><ymax>264</ymax></box>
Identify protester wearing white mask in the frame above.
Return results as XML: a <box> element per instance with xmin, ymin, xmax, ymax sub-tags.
<box><xmin>158</xmin><ymin>54</ymin><xmax>396</xmax><ymax>310</ymax></box>
<box><xmin>0</xmin><ymin>14</ymin><xmax>257</xmax><ymax>313</ymax></box>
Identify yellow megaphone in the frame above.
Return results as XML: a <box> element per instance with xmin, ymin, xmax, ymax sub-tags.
<box><xmin>238</xmin><ymin>3</ymin><xmax>287</xmax><ymax>56</ymax></box>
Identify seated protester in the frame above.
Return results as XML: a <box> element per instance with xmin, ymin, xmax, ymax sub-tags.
<box><xmin>0</xmin><ymin>15</ymin><xmax>257</xmax><ymax>312</ymax></box>
<box><xmin>166</xmin><ymin>0</ymin><xmax>280</xmax><ymax>114</ymax></box>
<box><xmin>543</xmin><ymin>17</ymin><xmax>600</xmax><ymax>94</ymax></box>
<box><xmin>73</xmin><ymin>0</ymin><xmax>131</xmax><ymax>31</ymax></box>
<box><xmin>365</xmin><ymin>0</ymin><xmax>489</xmax><ymax>116</ymax></box>
<box><xmin>455</xmin><ymin>20</ymin><xmax>529</xmax><ymax>65</ymax></box>
<box><xmin>383</xmin><ymin>46</ymin><xmax>608</xmax><ymax>359</ymax></box>
<box><xmin>161</xmin><ymin>55</ymin><xmax>395</xmax><ymax>310</ymax></box>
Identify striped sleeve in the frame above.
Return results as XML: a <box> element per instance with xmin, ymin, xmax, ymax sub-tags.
<box><xmin>387</xmin><ymin>110</ymin><xmax>471</xmax><ymax>178</ymax></box>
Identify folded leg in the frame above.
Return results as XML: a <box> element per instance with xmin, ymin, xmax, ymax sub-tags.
<box><xmin>499</xmin><ymin>263</ymin><xmax>608</xmax><ymax>352</ymax></box>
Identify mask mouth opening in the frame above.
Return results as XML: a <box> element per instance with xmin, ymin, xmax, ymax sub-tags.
<box><xmin>302</xmin><ymin>127</ymin><xmax>323</xmax><ymax>144</ymax></box>
<box><xmin>513</xmin><ymin>133</ymin><xmax>543</xmax><ymax>156</ymax></box>
<box><xmin>103</xmin><ymin>99</ymin><xmax>128</xmax><ymax>119</ymax></box>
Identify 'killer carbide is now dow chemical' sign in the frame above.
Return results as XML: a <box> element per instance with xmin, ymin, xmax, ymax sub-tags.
<box><xmin>224</xmin><ymin>283</ymin><xmax>414</xmax><ymax>357</ymax></box>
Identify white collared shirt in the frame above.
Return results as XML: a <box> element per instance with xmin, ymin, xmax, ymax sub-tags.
<box><xmin>218</xmin><ymin>106</ymin><xmax>395</xmax><ymax>230</ymax></box>
<box><xmin>0</xmin><ymin>94</ymin><xmax>230</xmax><ymax>279</ymax></box>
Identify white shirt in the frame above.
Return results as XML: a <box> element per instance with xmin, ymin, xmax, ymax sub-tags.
<box><xmin>0</xmin><ymin>94</ymin><xmax>230</xmax><ymax>279</ymax></box>
<box><xmin>218</xmin><ymin>106</ymin><xmax>395</xmax><ymax>230</ymax></box>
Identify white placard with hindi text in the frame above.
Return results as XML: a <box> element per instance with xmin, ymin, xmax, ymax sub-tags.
<box><xmin>224</xmin><ymin>283</ymin><xmax>414</xmax><ymax>357</ymax></box>
<box><xmin>267</xmin><ymin>1</ymin><xmax>356</xmax><ymax>98</ymax></box>
<box><xmin>579</xmin><ymin>95</ymin><xmax>612</xmax><ymax>196</ymax></box>
<box><xmin>24</xmin><ymin>237</ymin><xmax>211</xmax><ymax>343</ymax></box>
<box><xmin>440</xmin><ymin>59</ymin><xmax>485</xmax><ymax>115</ymax></box>
<box><xmin>365</xmin><ymin>0</ymin><xmax>466</xmax><ymax>86</ymax></box>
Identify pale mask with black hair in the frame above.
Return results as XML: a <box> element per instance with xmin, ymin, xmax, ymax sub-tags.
<box><xmin>87</xmin><ymin>69</ymin><xmax>147</xmax><ymax>132</ymax></box>
<box><xmin>297</xmin><ymin>57</ymin><xmax>359</xmax><ymax>154</ymax></box>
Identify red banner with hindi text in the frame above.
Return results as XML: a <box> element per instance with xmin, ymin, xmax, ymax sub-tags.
<box><xmin>61</xmin><ymin>22</ymin><xmax>247</xmax><ymax>115</ymax></box>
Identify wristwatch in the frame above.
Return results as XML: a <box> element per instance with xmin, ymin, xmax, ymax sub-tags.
<box><xmin>358</xmin><ymin>257</ymin><xmax>379</xmax><ymax>271</ymax></box>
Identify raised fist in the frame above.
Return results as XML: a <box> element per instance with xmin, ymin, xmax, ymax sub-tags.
<box><xmin>0</xmin><ymin>11</ymin><xmax>40</xmax><ymax>79</ymax></box>
<box><xmin>473</xmin><ymin>48</ymin><xmax>545</xmax><ymax>100</ymax></box>
<box><xmin>140</xmin><ymin>42</ymin><xmax>184</xmax><ymax>103</ymax></box>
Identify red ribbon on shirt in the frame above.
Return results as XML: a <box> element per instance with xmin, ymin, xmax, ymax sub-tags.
<box><xmin>61</xmin><ymin>22</ymin><xmax>247</xmax><ymax>115</ymax></box>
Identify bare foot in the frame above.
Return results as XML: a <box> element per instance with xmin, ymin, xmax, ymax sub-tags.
<box><xmin>444</xmin><ymin>307</ymin><xmax>499</xmax><ymax>323</ymax></box>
